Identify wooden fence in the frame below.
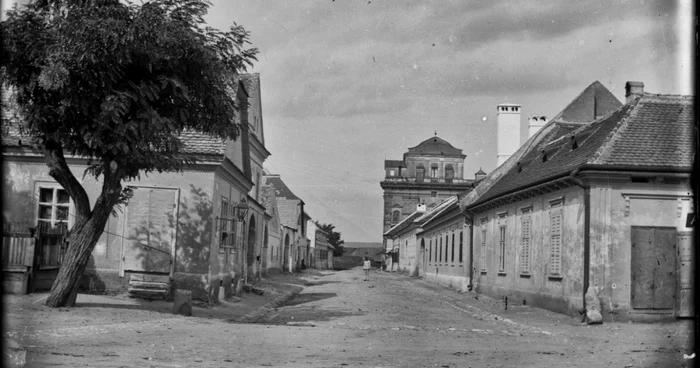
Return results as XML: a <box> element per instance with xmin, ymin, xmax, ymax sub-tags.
<box><xmin>2</xmin><ymin>222</ymin><xmax>68</xmax><ymax>293</ymax></box>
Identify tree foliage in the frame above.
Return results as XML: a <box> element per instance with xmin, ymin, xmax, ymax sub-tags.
<box><xmin>1</xmin><ymin>0</ymin><xmax>258</xmax><ymax>307</ymax></box>
<box><xmin>315</xmin><ymin>222</ymin><xmax>345</xmax><ymax>257</ymax></box>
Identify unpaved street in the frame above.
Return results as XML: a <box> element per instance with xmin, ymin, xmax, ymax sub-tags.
<box><xmin>4</xmin><ymin>268</ymin><xmax>693</xmax><ymax>367</ymax></box>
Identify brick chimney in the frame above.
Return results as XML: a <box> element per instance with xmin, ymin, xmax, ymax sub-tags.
<box><xmin>625</xmin><ymin>81</ymin><xmax>644</xmax><ymax>103</ymax></box>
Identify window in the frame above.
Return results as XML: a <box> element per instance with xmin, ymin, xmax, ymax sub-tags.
<box><xmin>445</xmin><ymin>165</ymin><xmax>454</xmax><ymax>180</ymax></box>
<box><xmin>498</xmin><ymin>213</ymin><xmax>507</xmax><ymax>273</ymax></box>
<box><xmin>444</xmin><ymin>234</ymin><xmax>448</xmax><ymax>262</ymax></box>
<box><xmin>430</xmin><ymin>166</ymin><xmax>438</xmax><ymax>178</ymax></box>
<box><xmin>429</xmin><ymin>239</ymin><xmax>432</xmax><ymax>262</ymax></box>
<box><xmin>520</xmin><ymin>208</ymin><xmax>532</xmax><ymax>274</ymax></box>
<box><xmin>480</xmin><ymin>219</ymin><xmax>487</xmax><ymax>271</ymax></box>
<box><xmin>431</xmin><ymin>191</ymin><xmax>437</xmax><ymax>198</ymax></box>
<box><xmin>392</xmin><ymin>210</ymin><xmax>400</xmax><ymax>224</ymax></box>
<box><xmin>37</xmin><ymin>187</ymin><xmax>70</xmax><ymax>231</ymax></box>
<box><xmin>439</xmin><ymin>237</ymin><xmax>442</xmax><ymax>263</ymax></box>
<box><xmin>549</xmin><ymin>201</ymin><xmax>563</xmax><ymax>276</ymax></box>
<box><xmin>451</xmin><ymin>233</ymin><xmax>455</xmax><ymax>262</ymax></box>
<box><xmin>416</xmin><ymin>166</ymin><xmax>425</xmax><ymax>182</ymax></box>
<box><xmin>219</xmin><ymin>196</ymin><xmax>237</xmax><ymax>254</ymax></box>
<box><xmin>459</xmin><ymin>231</ymin><xmax>463</xmax><ymax>263</ymax></box>
<box><xmin>389</xmin><ymin>169</ymin><xmax>396</xmax><ymax>176</ymax></box>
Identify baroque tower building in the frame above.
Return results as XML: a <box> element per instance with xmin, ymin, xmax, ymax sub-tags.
<box><xmin>380</xmin><ymin>135</ymin><xmax>474</xmax><ymax>233</ymax></box>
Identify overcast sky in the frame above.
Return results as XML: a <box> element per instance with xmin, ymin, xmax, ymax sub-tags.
<box><xmin>3</xmin><ymin>0</ymin><xmax>692</xmax><ymax>243</ymax></box>
<box><xmin>203</xmin><ymin>0</ymin><xmax>693</xmax><ymax>243</ymax></box>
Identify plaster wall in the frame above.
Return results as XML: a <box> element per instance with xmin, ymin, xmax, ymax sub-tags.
<box><xmin>421</xmin><ymin>219</ymin><xmax>469</xmax><ymax>291</ymax></box>
<box><xmin>2</xmin><ymin>158</ymin><xmax>221</xmax><ymax>301</ymax></box>
<box><xmin>396</xmin><ymin>229</ymin><xmax>418</xmax><ymax>275</ymax></box>
<box><xmin>473</xmin><ymin>186</ymin><xmax>586</xmax><ymax>316</ymax></box>
<box><xmin>589</xmin><ymin>180</ymin><xmax>694</xmax><ymax>320</ymax></box>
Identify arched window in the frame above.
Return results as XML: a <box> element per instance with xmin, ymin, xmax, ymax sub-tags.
<box><xmin>416</xmin><ymin>164</ymin><xmax>426</xmax><ymax>182</ymax></box>
<box><xmin>392</xmin><ymin>210</ymin><xmax>400</xmax><ymax>223</ymax></box>
<box><xmin>445</xmin><ymin>164</ymin><xmax>454</xmax><ymax>180</ymax></box>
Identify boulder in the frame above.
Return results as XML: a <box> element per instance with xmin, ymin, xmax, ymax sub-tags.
<box><xmin>585</xmin><ymin>286</ymin><xmax>603</xmax><ymax>324</ymax></box>
<box><xmin>172</xmin><ymin>289</ymin><xmax>192</xmax><ymax>316</ymax></box>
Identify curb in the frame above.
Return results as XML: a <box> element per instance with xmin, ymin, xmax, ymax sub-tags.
<box><xmin>237</xmin><ymin>286</ymin><xmax>303</xmax><ymax>323</ymax></box>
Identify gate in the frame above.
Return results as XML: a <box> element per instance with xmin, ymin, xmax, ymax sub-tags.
<box><xmin>631</xmin><ymin>226</ymin><xmax>677</xmax><ymax>309</ymax></box>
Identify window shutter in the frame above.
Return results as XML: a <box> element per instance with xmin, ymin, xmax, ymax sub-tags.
<box><xmin>549</xmin><ymin>204</ymin><xmax>562</xmax><ymax>275</ymax></box>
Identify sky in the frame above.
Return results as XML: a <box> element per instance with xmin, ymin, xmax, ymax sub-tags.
<box><xmin>2</xmin><ymin>0</ymin><xmax>693</xmax><ymax>243</ymax></box>
<box><xmin>201</xmin><ymin>0</ymin><xmax>693</xmax><ymax>243</ymax></box>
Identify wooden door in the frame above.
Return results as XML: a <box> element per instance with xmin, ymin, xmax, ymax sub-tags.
<box><xmin>631</xmin><ymin>227</ymin><xmax>677</xmax><ymax>309</ymax></box>
<box><xmin>121</xmin><ymin>187</ymin><xmax>178</xmax><ymax>275</ymax></box>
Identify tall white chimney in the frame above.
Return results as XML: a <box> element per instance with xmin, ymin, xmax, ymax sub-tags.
<box><xmin>528</xmin><ymin>115</ymin><xmax>547</xmax><ymax>139</ymax></box>
<box><xmin>496</xmin><ymin>103</ymin><xmax>521</xmax><ymax>167</ymax></box>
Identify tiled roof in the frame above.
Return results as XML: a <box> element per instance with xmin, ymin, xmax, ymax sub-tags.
<box><xmin>263</xmin><ymin>175</ymin><xmax>301</xmax><ymax>201</ymax></box>
<box><xmin>179</xmin><ymin>129</ymin><xmax>226</xmax><ymax>155</ymax></box>
<box><xmin>383</xmin><ymin>211</ymin><xmax>424</xmax><ymax>237</ymax></box>
<box><xmin>596</xmin><ymin>95</ymin><xmax>695</xmax><ymax>167</ymax></box>
<box><xmin>276</xmin><ymin>199</ymin><xmax>300</xmax><ymax>229</ymax></box>
<box><xmin>468</xmin><ymin>93</ymin><xmax>695</xmax><ymax>209</ymax></box>
<box><xmin>1</xmin><ymin>89</ymin><xmax>230</xmax><ymax>157</ymax></box>
<box><xmin>460</xmin><ymin>81</ymin><xmax>623</xmax><ymax>210</ymax></box>
<box><xmin>418</xmin><ymin>196</ymin><xmax>459</xmax><ymax>228</ymax></box>
<box><xmin>406</xmin><ymin>136</ymin><xmax>465</xmax><ymax>157</ymax></box>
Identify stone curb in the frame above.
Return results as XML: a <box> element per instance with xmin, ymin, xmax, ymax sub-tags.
<box><xmin>237</xmin><ymin>287</ymin><xmax>303</xmax><ymax>323</ymax></box>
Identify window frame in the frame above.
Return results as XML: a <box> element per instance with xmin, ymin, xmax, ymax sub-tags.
<box><xmin>36</xmin><ymin>184</ymin><xmax>73</xmax><ymax>231</ymax></box>
<box><xmin>548</xmin><ymin>198</ymin><xmax>564</xmax><ymax>278</ymax></box>
<box><xmin>497</xmin><ymin>212</ymin><xmax>507</xmax><ymax>274</ymax></box>
<box><xmin>520</xmin><ymin>206</ymin><xmax>532</xmax><ymax>275</ymax></box>
<box><xmin>480</xmin><ymin>218</ymin><xmax>488</xmax><ymax>272</ymax></box>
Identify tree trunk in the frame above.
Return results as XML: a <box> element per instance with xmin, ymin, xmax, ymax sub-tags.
<box><xmin>44</xmin><ymin>219</ymin><xmax>109</xmax><ymax>307</ymax></box>
<box><xmin>44</xmin><ymin>158</ymin><xmax>123</xmax><ymax>308</ymax></box>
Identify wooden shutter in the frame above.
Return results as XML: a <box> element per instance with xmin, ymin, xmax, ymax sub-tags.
<box><xmin>549</xmin><ymin>203</ymin><xmax>562</xmax><ymax>276</ymax></box>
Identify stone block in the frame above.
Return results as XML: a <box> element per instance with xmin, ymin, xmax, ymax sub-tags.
<box><xmin>172</xmin><ymin>289</ymin><xmax>192</xmax><ymax>316</ymax></box>
<box><xmin>585</xmin><ymin>286</ymin><xmax>603</xmax><ymax>324</ymax></box>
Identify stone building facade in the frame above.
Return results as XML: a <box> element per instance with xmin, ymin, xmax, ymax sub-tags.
<box><xmin>380</xmin><ymin>135</ymin><xmax>474</xmax><ymax>236</ymax></box>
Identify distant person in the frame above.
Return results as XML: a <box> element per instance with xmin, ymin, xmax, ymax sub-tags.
<box><xmin>362</xmin><ymin>257</ymin><xmax>371</xmax><ymax>281</ymax></box>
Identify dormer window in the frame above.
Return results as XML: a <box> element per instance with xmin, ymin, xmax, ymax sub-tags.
<box><xmin>571</xmin><ymin>136</ymin><xmax>579</xmax><ymax>150</ymax></box>
<box><xmin>542</xmin><ymin>151</ymin><xmax>548</xmax><ymax>163</ymax></box>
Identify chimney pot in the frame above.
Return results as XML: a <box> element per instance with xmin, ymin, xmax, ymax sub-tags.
<box><xmin>625</xmin><ymin>81</ymin><xmax>644</xmax><ymax>103</ymax></box>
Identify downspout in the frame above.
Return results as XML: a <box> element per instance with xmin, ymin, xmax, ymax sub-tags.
<box><xmin>569</xmin><ymin>168</ymin><xmax>590</xmax><ymax>309</ymax></box>
<box><xmin>464</xmin><ymin>211</ymin><xmax>474</xmax><ymax>291</ymax></box>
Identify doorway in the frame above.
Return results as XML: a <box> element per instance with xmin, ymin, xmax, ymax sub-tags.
<box><xmin>631</xmin><ymin>226</ymin><xmax>677</xmax><ymax>310</ymax></box>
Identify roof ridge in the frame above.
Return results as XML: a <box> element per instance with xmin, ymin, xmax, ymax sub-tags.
<box><xmin>589</xmin><ymin>100</ymin><xmax>640</xmax><ymax>164</ymax></box>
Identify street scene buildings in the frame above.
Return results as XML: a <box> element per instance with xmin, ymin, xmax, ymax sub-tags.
<box><xmin>1</xmin><ymin>1</ymin><xmax>695</xmax><ymax>367</ymax></box>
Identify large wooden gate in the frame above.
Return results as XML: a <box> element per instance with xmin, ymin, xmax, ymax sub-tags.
<box><xmin>120</xmin><ymin>187</ymin><xmax>178</xmax><ymax>276</ymax></box>
<box><xmin>631</xmin><ymin>226</ymin><xmax>677</xmax><ymax>309</ymax></box>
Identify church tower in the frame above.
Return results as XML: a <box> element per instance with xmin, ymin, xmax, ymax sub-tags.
<box><xmin>496</xmin><ymin>103</ymin><xmax>521</xmax><ymax>166</ymax></box>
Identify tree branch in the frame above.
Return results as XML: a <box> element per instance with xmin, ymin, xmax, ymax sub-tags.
<box><xmin>43</xmin><ymin>141</ymin><xmax>92</xmax><ymax>222</ymax></box>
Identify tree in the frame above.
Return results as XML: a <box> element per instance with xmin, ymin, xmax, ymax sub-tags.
<box><xmin>315</xmin><ymin>222</ymin><xmax>345</xmax><ymax>257</ymax></box>
<box><xmin>1</xmin><ymin>0</ymin><xmax>257</xmax><ymax>307</ymax></box>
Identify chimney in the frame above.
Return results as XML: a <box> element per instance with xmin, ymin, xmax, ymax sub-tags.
<box><xmin>496</xmin><ymin>103</ymin><xmax>521</xmax><ymax>167</ymax></box>
<box><xmin>625</xmin><ymin>81</ymin><xmax>644</xmax><ymax>103</ymax></box>
<box><xmin>417</xmin><ymin>203</ymin><xmax>427</xmax><ymax>213</ymax></box>
<box><xmin>474</xmin><ymin>167</ymin><xmax>487</xmax><ymax>181</ymax></box>
<box><xmin>528</xmin><ymin>115</ymin><xmax>547</xmax><ymax>139</ymax></box>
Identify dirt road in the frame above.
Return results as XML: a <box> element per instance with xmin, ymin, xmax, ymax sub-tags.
<box><xmin>4</xmin><ymin>268</ymin><xmax>694</xmax><ymax>367</ymax></box>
